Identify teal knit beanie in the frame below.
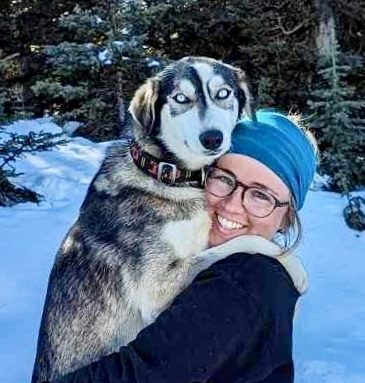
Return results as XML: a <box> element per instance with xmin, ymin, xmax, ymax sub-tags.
<box><xmin>229</xmin><ymin>110</ymin><xmax>317</xmax><ymax>210</ymax></box>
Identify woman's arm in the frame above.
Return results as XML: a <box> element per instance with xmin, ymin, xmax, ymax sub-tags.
<box><xmin>51</xmin><ymin>253</ymin><xmax>299</xmax><ymax>383</ymax></box>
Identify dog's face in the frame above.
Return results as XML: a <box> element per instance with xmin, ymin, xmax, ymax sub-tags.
<box><xmin>130</xmin><ymin>57</ymin><xmax>252</xmax><ymax>170</ymax></box>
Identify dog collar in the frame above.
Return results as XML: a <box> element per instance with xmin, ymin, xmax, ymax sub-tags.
<box><xmin>129</xmin><ymin>141</ymin><xmax>206</xmax><ymax>186</ymax></box>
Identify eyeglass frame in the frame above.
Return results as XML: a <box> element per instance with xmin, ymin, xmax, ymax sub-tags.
<box><xmin>204</xmin><ymin>165</ymin><xmax>291</xmax><ymax>218</ymax></box>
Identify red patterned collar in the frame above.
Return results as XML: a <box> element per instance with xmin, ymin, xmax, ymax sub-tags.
<box><xmin>129</xmin><ymin>141</ymin><xmax>206</xmax><ymax>187</ymax></box>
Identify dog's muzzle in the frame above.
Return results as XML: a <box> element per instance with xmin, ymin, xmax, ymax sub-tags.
<box><xmin>199</xmin><ymin>130</ymin><xmax>223</xmax><ymax>151</ymax></box>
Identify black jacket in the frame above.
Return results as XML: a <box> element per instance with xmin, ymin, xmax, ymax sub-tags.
<box><xmin>52</xmin><ymin>253</ymin><xmax>299</xmax><ymax>383</ymax></box>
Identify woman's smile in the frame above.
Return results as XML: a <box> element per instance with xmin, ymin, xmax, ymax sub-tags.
<box><xmin>216</xmin><ymin>214</ymin><xmax>245</xmax><ymax>230</ymax></box>
<box><xmin>210</xmin><ymin>212</ymin><xmax>249</xmax><ymax>244</ymax></box>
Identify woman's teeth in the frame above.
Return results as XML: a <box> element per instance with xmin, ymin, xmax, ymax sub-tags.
<box><xmin>217</xmin><ymin>215</ymin><xmax>244</xmax><ymax>230</ymax></box>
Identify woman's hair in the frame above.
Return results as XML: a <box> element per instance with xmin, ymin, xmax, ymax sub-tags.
<box><xmin>278</xmin><ymin>198</ymin><xmax>303</xmax><ymax>252</ymax></box>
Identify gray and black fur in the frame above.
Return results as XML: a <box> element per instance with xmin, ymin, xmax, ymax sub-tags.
<box><xmin>32</xmin><ymin>56</ymin><xmax>274</xmax><ymax>382</ymax></box>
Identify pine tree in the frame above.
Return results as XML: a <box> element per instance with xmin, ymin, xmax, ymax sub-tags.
<box><xmin>0</xmin><ymin>40</ymin><xmax>68</xmax><ymax>207</ymax></box>
<box><xmin>343</xmin><ymin>195</ymin><xmax>365</xmax><ymax>232</ymax></box>
<box><xmin>30</xmin><ymin>2</ymin><xmax>159</xmax><ymax>141</ymax></box>
<box><xmin>0</xmin><ymin>53</ymin><xmax>33</xmax><ymax>122</ymax></box>
<box><xmin>0</xmin><ymin>128</ymin><xmax>67</xmax><ymax>207</ymax></box>
<box><xmin>0</xmin><ymin>58</ymin><xmax>6</xmax><ymax>122</ymax></box>
<box><xmin>30</xmin><ymin>6</ymin><xmax>108</xmax><ymax>140</ymax></box>
<box><xmin>122</xmin><ymin>0</ymin><xmax>318</xmax><ymax>111</ymax></box>
<box><xmin>308</xmin><ymin>39</ymin><xmax>365</xmax><ymax>193</ymax></box>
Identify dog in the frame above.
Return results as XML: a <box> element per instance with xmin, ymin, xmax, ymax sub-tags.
<box><xmin>32</xmin><ymin>57</ymin><xmax>307</xmax><ymax>382</ymax></box>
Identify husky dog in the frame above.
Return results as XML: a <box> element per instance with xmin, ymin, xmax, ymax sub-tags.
<box><xmin>32</xmin><ymin>57</ymin><xmax>306</xmax><ymax>382</ymax></box>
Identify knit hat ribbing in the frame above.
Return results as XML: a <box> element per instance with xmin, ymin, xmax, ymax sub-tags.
<box><xmin>229</xmin><ymin>110</ymin><xmax>317</xmax><ymax>210</ymax></box>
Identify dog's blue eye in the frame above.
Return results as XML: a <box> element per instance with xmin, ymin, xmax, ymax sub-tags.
<box><xmin>173</xmin><ymin>93</ymin><xmax>190</xmax><ymax>104</ymax></box>
<box><xmin>216</xmin><ymin>88</ymin><xmax>231</xmax><ymax>100</ymax></box>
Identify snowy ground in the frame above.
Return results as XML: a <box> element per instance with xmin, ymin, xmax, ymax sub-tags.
<box><xmin>0</xmin><ymin>119</ymin><xmax>364</xmax><ymax>382</ymax></box>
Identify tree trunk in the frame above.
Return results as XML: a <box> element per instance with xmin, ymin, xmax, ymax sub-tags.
<box><xmin>315</xmin><ymin>0</ymin><xmax>336</xmax><ymax>56</ymax></box>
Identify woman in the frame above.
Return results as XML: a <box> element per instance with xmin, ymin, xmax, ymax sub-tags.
<box><xmin>51</xmin><ymin>110</ymin><xmax>317</xmax><ymax>383</ymax></box>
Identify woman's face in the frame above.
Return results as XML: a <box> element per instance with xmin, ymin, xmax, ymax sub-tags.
<box><xmin>206</xmin><ymin>154</ymin><xmax>291</xmax><ymax>247</ymax></box>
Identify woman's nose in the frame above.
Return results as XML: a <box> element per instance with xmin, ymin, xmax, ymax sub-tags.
<box><xmin>222</xmin><ymin>187</ymin><xmax>245</xmax><ymax>213</ymax></box>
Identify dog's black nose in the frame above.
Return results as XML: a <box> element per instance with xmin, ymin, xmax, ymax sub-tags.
<box><xmin>199</xmin><ymin>130</ymin><xmax>223</xmax><ymax>151</ymax></box>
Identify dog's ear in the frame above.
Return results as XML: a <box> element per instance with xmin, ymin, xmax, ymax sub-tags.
<box><xmin>129</xmin><ymin>78</ymin><xmax>160</xmax><ymax>134</ymax></box>
<box><xmin>235</xmin><ymin>69</ymin><xmax>254</xmax><ymax>119</ymax></box>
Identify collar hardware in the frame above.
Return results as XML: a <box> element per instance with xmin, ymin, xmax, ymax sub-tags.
<box><xmin>157</xmin><ymin>162</ymin><xmax>177</xmax><ymax>184</ymax></box>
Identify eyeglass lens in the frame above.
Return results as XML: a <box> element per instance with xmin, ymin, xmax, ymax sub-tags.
<box><xmin>205</xmin><ymin>167</ymin><xmax>277</xmax><ymax>218</ymax></box>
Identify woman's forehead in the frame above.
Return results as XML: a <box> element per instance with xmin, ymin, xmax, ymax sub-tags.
<box><xmin>217</xmin><ymin>154</ymin><xmax>291</xmax><ymax>198</ymax></box>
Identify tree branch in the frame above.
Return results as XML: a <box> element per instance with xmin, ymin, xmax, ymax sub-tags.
<box><xmin>269</xmin><ymin>17</ymin><xmax>307</xmax><ymax>36</ymax></box>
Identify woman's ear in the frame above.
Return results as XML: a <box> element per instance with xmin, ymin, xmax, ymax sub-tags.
<box><xmin>129</xmin><ymin>77</ymin><xmax>160</xmax><ymax>134</ymax></box>
<box><xmin>279</xmin><ymin>208</ymin><xmax>292</xmax><ymax>234</ymax></box>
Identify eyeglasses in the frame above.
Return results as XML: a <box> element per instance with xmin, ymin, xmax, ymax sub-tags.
<box><xmin>204</xmin><ymin>166</ymin><xmax>290</xmax><ymax>218</ymax></box>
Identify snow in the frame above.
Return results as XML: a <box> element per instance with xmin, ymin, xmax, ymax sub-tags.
<box><xmin>95</xmin><ymin>16</ymin><xmax>103</xmax><ymax>24</ymax></box>
<box><xmin>112</xmin><ymin>40</ymin><xmax>126</xmax><ymax>48</ymax></box>
<box><xmin>97</xmin><ymin>41</ymin><xmax>131</xmax><ymax>66</ymax></box>
<box><xmin>1</xmin><ymin>117</ymin><xmax>63</xmax><ymax>136</ymax></box>
<box><xmin>62</xmin><ymin>121</ymin><xmax>82</xmax><ymax>136</ymax></box>
<box><xmin>0</xmin><ymin>118</ymin><xmax>364</xmax><ymax>382</ymax></box>
<box><xmin>295</xmin><ymin>190</ymin><xmax>365</xmax><ymax>382</ymax></box>
<box><xmin>98</xmin><ymin>48</ymin><xmax>112</xmax><ymax>66</ymax></box>
<box><xmin>145</xmin><ymin>58</ymin><xmax>162</xmax><ymax>68</ymax></box>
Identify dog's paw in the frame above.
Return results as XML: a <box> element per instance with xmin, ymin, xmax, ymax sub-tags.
<box><xmin>214</xmin><ymin>235</ymin><xmax>281</xmax><ymax>257</ymax></box>
<box><xmin>277</xmin><ymin>253</ymin><xmax>308</xmax><ymax>294</ymax></box>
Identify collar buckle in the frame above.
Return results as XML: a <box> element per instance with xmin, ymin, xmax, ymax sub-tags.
<box><xmin>157</xmin><ymin>162</ymin><xmax>177</xmax><ymax>184</ymax></box>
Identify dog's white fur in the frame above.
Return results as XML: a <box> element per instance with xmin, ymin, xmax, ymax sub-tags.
<box><xmin>159</xmin><ymin>64</ymin><xmax>241</xmax><ymax>169</ymax></box>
